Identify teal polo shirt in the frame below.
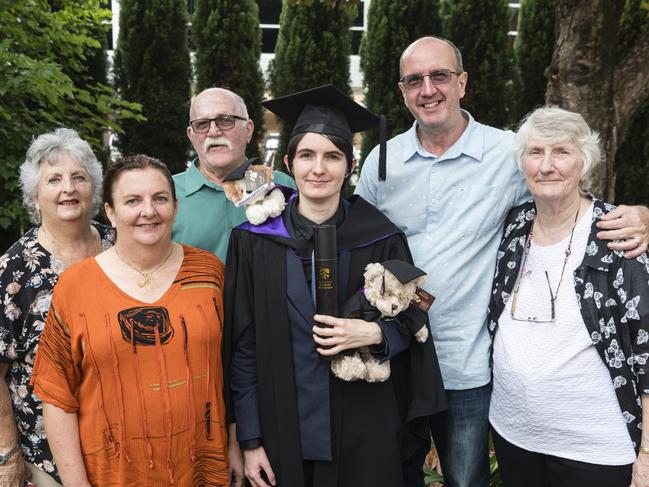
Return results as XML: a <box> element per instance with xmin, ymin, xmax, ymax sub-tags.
<box><xmin>172</xmin><ymin>160</ymin><xmax>295</xmax><ymax>262</ymax></box>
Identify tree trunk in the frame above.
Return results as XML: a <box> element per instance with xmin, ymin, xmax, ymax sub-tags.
<box><xmin>545</xmin><ymin>0</ymin><xmax>649</xmax><ymax>201</ymax></box>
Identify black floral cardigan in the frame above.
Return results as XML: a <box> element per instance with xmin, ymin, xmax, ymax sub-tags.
<box><xmin>487</xmin><ymin>198</ymin><xmax>649</xmax><ymax>453</ymax></box>
<box><xmin>0</xmin><ymin>223</ymin><xmax>113</xmax><ymax>481</ymax></box>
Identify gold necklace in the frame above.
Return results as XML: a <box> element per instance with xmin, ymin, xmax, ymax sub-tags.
<box><xmin>114</xmin><ymin>245</ymin><xmax>175</xmax><ymax>288</ymax></box>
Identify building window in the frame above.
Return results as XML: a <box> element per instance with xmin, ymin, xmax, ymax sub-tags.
<box><xmin>257</xmin><ymin>0</ymin><xmax>366</xmax><ymax>54</ymax></box>
<box><xmin>259</xmin><ymin>0</ymin><xmax>282</xmax><ymax>24</ymax></box>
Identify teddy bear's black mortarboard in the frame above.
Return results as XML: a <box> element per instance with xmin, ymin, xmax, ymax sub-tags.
<box><xmin>222</xmin><ymin>157</ymin><xmax>261</xmax><ymax>183</ymax></box>
<box><xmin>381</xmin><ymin>260</ymin><xmax>426</xmax><ymax>285</ymax></box>
<box><xmin>261</xmin><ymin>84</ymin><xmax>389</xmax><ymax>180</ymax></box>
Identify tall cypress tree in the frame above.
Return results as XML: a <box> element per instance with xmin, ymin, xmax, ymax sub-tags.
<box><xmin>359</xmin><ymin>0</ymin><xmax>442</xmax><ymax>159</ymax></box>
<box><xmin>445</xmin><ymin>0</ymin><xmax>514</xmax><ymax>128</ymax></box>
<box><xmin>614</xmin><ymin>0</ymin><xmax>649</xmax><ymax>205</ymax></box>
<box><xmin>193</xmin><ymin>0</ymin><xmax>265</xmax><ymax>159</ymax></box>
<box><xmin>615</xmin><ymin>101</ymin><xmax>649</xmax><ymax>205</ymax></box>
<box><xmin>515</xmin><ymin>0</ymin><xmax>556</xmax><ymax>118</ymax></box>
<box><xmin>113</xmin><ymin>0</ymin><xmax>191</xmax><ymax>172</ymax></box>
<box><xmin>269</xmin><ymin>0</ymin><xmax>358</xmax><ymax>166</ymax></box>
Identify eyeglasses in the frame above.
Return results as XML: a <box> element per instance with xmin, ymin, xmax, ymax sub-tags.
<box><xmin>510</xmin><ymin>270</ymin><xmax>556</xmax><ymax>324</ymax></box>
<box><xmin>399</xmin><ymin>69</ymin><xmax>461</xmax><ymax>90</ymax></box>
<box><xmin>189</xmin><ymin>115</ymin><xmax>247</xmax><ymax>134</ymax></box>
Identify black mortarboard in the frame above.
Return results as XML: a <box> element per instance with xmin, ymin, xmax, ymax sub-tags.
<box><xmin>261</xmin><ymin>84</ymin><xmax>389</xmax><ymax>180</ymax></box>
<box><xmin>222</xmin><ymin>157</ymin><xmax>260</xmax><ymax>182</ymax></box>
<box><xmin>381</xmin><ymin>260</ymin><xmax>426</xmax><ymax>284</ymax></box>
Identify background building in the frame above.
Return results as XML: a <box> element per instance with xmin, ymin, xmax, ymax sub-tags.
<box><xmin>108</xmin><ymin>0</ymin><xmax>520</xmax><ymax>92</ymax></box>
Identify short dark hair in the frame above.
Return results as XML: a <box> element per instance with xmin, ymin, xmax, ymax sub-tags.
<box><xmin>285</xmin><ymin>132</ymin><xmax>354</xmax><ymax>174</ymax></box>
<box><xmin>103</xmin><ymin>154</ymin><xmax>176</xmax><ymax>208</ymax></box>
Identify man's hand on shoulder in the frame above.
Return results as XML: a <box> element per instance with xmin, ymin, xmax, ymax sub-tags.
<box><xmin>597</xmin><ymin>204</ymin><xmax>649</xmax><ymax>259</ymax></box>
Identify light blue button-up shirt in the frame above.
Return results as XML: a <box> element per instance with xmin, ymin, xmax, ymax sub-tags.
<box><xmin>356</xmin><ymin>112</ymin><xmax>530</xmax><ymax>389</ymax></box>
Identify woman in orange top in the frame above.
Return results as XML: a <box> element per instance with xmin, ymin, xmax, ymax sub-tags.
<box><xmin>31</xmin><ymin>155</ymin><xmax>228</xmax><ymax>486</ymax></box>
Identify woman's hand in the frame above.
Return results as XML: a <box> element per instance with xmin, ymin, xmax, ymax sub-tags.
<box><xmin>631</xmin><ymin>453</ymin><xmax>649</xmax><ymax>487</ymax></box>
<box><xmin>0</xmin><ymin>451</ymin><xmax>30</xmax><ymax>487</ymax></box>
<box><xmin>312</xmin><ymin>314</ymin><xmax>383</xmax><ymax>356</ymax></box>
<box><xmin>227</xmin><ymin>424</ymin><xmax>245</xmax><ymax>487</ymax></box>
<box><xmin>0</xmin><ymin>364</ymin><xmax>30</xmax><ymax>487</ymax></box>
<box><xmin>597</xmin><ymin>204</ymin><xmax>649</xmax><ymax>258</ymax></box>
<box><xmin>243</xmin><ymin>446</ymin><xmax>276</xmax><ymax>487</ymax></box>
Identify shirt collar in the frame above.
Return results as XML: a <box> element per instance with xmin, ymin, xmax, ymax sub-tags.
<box><xmin>288</xmin><ymin>196</ymin><xmax>347</xmax><ymax>242</ymax></box>
<box><xmin>184</xmin><ymin>159</ymin><xmax>224</xmax><ymax>196</ymax></box>
<box><xmin>404</xmin><ymin>110</ymin><xmax>484</xmax><ymax>163</ymax></box>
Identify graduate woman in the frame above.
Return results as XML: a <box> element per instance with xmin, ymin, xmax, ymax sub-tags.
<box><xmin>223</xmin><ymin>85</ymin><xmax>446</xmax><ymax>487</ymax></box>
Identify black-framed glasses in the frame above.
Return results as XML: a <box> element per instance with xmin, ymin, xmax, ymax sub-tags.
<box><xmin>510</xmin><ymin>270</ymin><xmax>556</xmax><ymax>324</ymax></box>
<box><xmin>399</xmin><ymin>69</ymin><xmax>461</xmax><ymax>90</ymax></box>
<box><xmin>189</xmin><ymin>114</ymin><xmax>247</xmax><ymax>134</ymax></box>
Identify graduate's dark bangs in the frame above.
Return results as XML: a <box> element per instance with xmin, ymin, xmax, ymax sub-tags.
<box><xmin>286</xmin><ymin>132</ymin><xmax>354</xmax><ymax>174</ymax></box>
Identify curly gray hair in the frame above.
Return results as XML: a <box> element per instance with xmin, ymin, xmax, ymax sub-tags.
<box><xmin>20</xmin><ymin>128</ymin><xmax>103</xmax><ymax>224</ymax></box>
<box><xmin>514</xmin><ymin>107</ymin><xmax>601</xmax><ymax>190</ymax></box>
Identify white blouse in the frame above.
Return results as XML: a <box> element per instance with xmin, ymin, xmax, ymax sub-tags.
<box><xmin>490</xmin><ymin>203</ymin><xmax>636</xmax><ymax>466</ymax></box>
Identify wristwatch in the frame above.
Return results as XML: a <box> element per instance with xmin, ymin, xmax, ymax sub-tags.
<box><xmin>0</xmin><ymin>445</ymin><xmax>20</xmax><ymax>465</ymax></box>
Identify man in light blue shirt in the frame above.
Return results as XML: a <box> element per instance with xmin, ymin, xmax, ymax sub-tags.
<box><xmin>356</xmin><ymin>36</ymin><xmax>649</xmax><ymax>487</ymax></box>
<box><xmin>173</xmin><ymin>88</ymin><xmax>294</xmax><ymax>262</ymax></box>
<box><xmin>359</xmin><ymin>112</ymin><xmax>528</xmax><ymax>391</ymax></box>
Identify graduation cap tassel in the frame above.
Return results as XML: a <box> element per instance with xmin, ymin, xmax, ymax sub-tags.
<box><xmin>378</xmin><ymin>114</ymin><xmax>387</xmax><ymax>181</ymax></box>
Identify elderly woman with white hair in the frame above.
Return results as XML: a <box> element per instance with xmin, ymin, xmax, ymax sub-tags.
<box><xmin>0</xmin><ymin>128</ymin><xmax>113</xmax><ymax>487</ymax></box>
<box><xmin>487</xmin><ymin>107</ymin><xmax>649</xmax><ymax>487</ymax></box>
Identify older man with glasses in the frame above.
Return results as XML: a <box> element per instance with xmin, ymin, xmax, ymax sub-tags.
<box><xmin>172</xmin><ymin>87</ymin><xmax>294</xmax><ymax>262</ymax></box>
<box><xmin>355</xmin><ymin>36</ymin><xmax>649</xmax><ymax>487</ymax></box>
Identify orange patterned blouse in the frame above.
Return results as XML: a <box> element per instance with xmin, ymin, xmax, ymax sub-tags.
<box><xmin>32</xmin><ymin>245</ymin><xmax>228</xmax><ymax>486</ymax></box>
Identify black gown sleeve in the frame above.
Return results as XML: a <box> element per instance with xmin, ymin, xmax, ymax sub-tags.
<box><xmin>230</xmin><ymin>322</ymin><xmax>262</xmax><ymax>444</ymax></box>
<box><xmin>371</xmin><ymin>320</ymin><xmax>410</xmax><ymax>361</ymax></box>
<box><xmin>374</xmin><ymin>233</ymin><xmax>447</xmax><ymax>459</ymax></box>
<box><xmin>223</xmin><ymin>229</ymin><xmax>259</xmax><ymax>428</ymax></box>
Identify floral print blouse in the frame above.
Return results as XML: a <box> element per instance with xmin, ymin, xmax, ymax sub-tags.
<box><xmin>0</xmin><ymin>224</ymin><xmax>113</xmax><ymax>481</ymax></box>
<box><xmin>488</xmin><ymin>198</ymin><xmax>649</xmax><ymax>453</ymax></box>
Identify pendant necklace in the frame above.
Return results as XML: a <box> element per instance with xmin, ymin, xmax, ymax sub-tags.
<box><xmin>512</xmin><ymin>206</ymin><xmax>580</xmax><ymax>323</ymax></box>
<box><xmin>114</xmin><ymin>245</ymin><xmax>175</xmax><ymax>288</ymax></box>
<box><xmin>523</xmin><ymin>206</ymin><xmax>580</xmax><ymax>300</ymax></box>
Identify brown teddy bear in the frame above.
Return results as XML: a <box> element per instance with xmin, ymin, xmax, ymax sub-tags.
<box><xmin>331</xmin><ymin>260</ymin><xmax>430</xmax><ymax>382</ymax></box>
<box><xmin>222</xmin><ymin>158</ymin><xmax>286</xmax><ymax>225</ymax></box>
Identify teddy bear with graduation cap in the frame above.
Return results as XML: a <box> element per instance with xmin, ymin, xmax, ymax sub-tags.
<box><xmin>331</xmin><ymin>259</ymin><xmax>431</xmax><ymax>383</ymax></box>
<box><xmin>222</xmin><ymin>158</ymin><xmax>286</xmax><ymax>225</ymax></box>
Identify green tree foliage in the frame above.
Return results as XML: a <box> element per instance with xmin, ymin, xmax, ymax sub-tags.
<box><xmin>359</xmin><ymin>0</ymin><xmax>442</xmax><ymax>160</ymax></box>
<box><xmin>193</xmin><ymin>0</ymin><xmax>265</xmax><ymax>159</ymax></box>
<box><xmin>269</xmin><ymin>0</ymin><xmax>358</xmax><ymax>167</ymax></box>
<box><xmin>113</xmin><ymin>0</ymin><xmax>191</xmax><ymax>173</ymax></box>
<box><xmin>445</xmin><ymin>0</ymin><xmax>515</xmax><ymax>128</ymax></box>
<box><xmin>0</xmin><ymin>0</ymin><xmax>141</xmax><ymax>252</ymax></box>
<box><xmin>615</xmin><ymin>0</ymin><xmax>649</xmax><ymax>205</ymax></box>
<box><xmin>515</xmin><ymin>0</ymin><xmax>556</xmax><ymax>118</ymax></box>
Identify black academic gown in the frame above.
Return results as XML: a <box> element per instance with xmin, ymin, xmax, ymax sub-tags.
<box><xmin>223</xmin><ymin>190</ymin><xmax>446</xmax><ymax>487</ymax></box>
